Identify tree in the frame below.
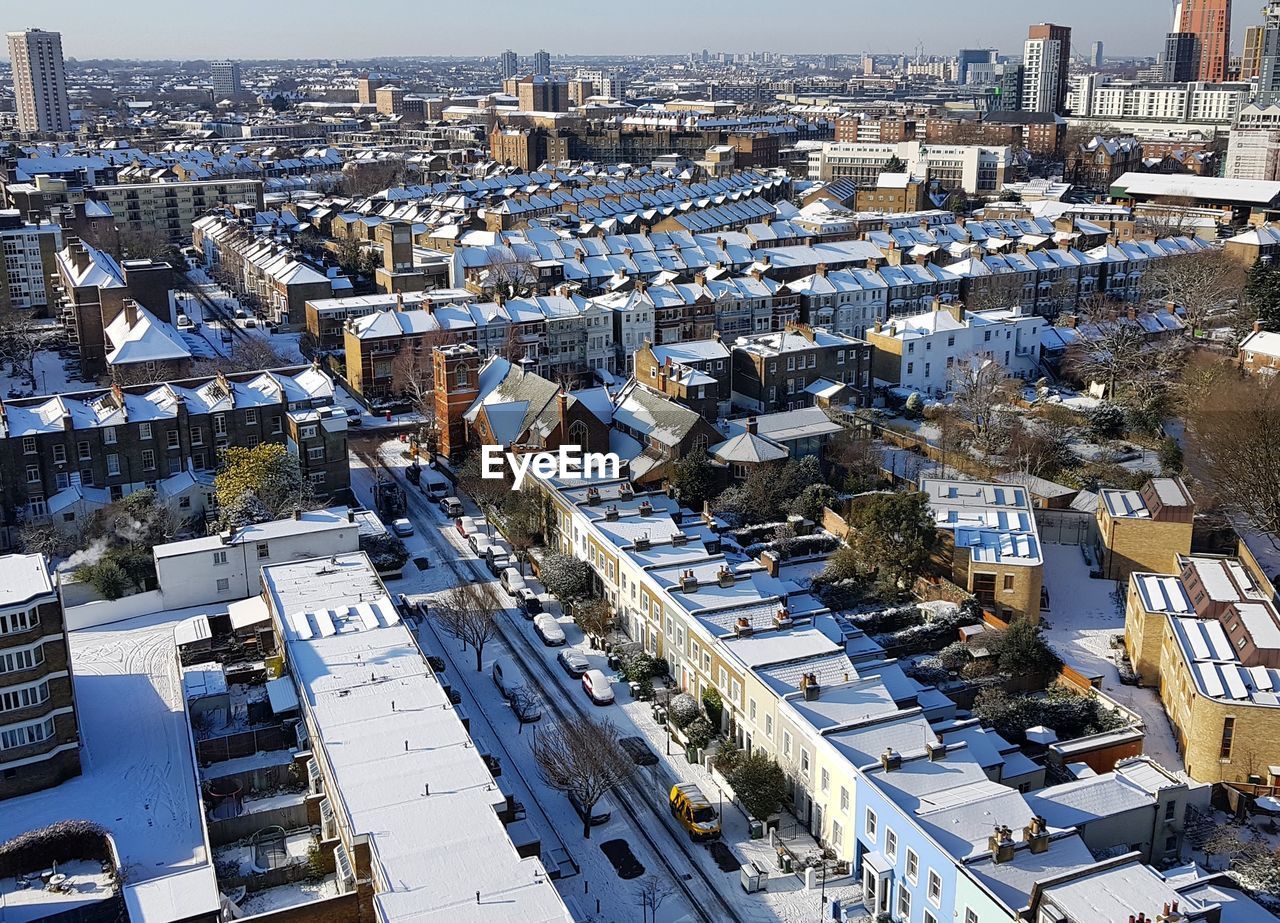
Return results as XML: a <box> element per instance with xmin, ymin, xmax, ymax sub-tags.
<box><xmin>846</xmin><ymin>491</ymin><xmax>937</xmax><ymax>594</ymax></box>
<box><xmin>1244</xmin><ymin>259</ymin><xmax>1280</xmax><ymax>333</ymax></box>
<box><xmin>1086</xmin><ymin>402</ymin><xmax>1125</xmax><ymax>440</ymax></box>
<box><xmin>574</xmin><ymin>597</ymin><xmax>615</xmax><ymax>648</ymax></box>
<box><xmin>824</xmin><ymin>424</ymin><xmax>881</xmax><ymax>493</ymax></box>
<box><xmin>18</xmin><ymin>523</ymin><xmax>73</xmax><ymax>560</ymax></box>
<box><xmin>668</xmin><ymin>693</ymin><xmax>699</xmax><ymax>729</ymax></box>
<box><xmin>360</xmin><ymin>532</ymin><xmax>408</xmax><ymax>573</ymax></box>
<box><xmin>1186</xmin><ymin>372</ymin><xmax>1280</xmax><ymax>536</ymax></box>
<box><xmin>455</xmin><ymin>450</ymin><xmax>511</xmax><ymax>533</ymax></box>
<box><xmin>701</xmin><ymin>686</ymin><xmax>723</xmax><ymax>728</ymax></box>
<box><xmin>431</xmin><ymin>583</ymin><xmax>501</xmax><ymax>672</ymax></box>
<box><xmin>903</xmin><ymin>391</ymin><xmax>924</xmax><ymax>420</ymax></box>
<box><xmin>538</xmin><ymin>550</ymin><xmax>595</xmax><ymax>605</ymax></box>
<box><xmin>726</xmin><ymin>752</ymin><xmax>786</xmax><ymax>822</ymax></box>
<box><xmin>532</xmin><ymin>715</ymin><xmax>634</xmax><ymax>839</ymax></box>
<box><xmin>684</xmin><ymin>716</ymin><xmax>714</xmax><ymax>751</ymax></box>
<box><xmin>500</xmin><ymin>488</ymin><xmax>544</xmax><ymax>572</ymax></box>
<box><xmin>1137</xmin><ymin>196</ymin><xmax>1200</xmax><ymax>241</ymax></box>
<box><xmin>668</xmin><ymin>449</ymin><xmax>718</xmax><ymax>510</ymax></box>
<box><xmin>634</xmin><ymin>876</ymin><xmax>675</xmax><ymax>923</ymax></box>
<box><xmin>1005</xmin><ymin>422</ymin><xmax>1075</xmax><ymax>480</ymax></box>
<box><xmin>1063</xmin><ymin>314</ymin><xmax>1185</xmax><ymax>412</ymax></box>
<box><xmin>992</xmin><ymin>619</ymin><xmax>1062</xmax><ymax>683</ymax></box>
<box><xmin>791</xmin><ymin>483</ymin><xmax>837</xmax><ymax>522</ymax></box>
<box><xmin>214</xmin><ymin>443</ymin><xmax>309</xmax><ymax>528</ymax></box>
<box><xmin>951</xmin><ymin>357</ymin><xmax>1013</xmax><ymax>453</ymax></box>
<box><xmin>1143</xmin><ymin>251</ymin><xmax>1246</xmax><ymax>336</ymax></box>
<box><xmin>882</xmin><ymin>155</ymin><xmax>907</xmax><ymax>174</ymax></box>
<box><xmin>1158</xmin><ymin>436</ymin><xmax>1184</xmax><ymax>474</ymax></box>
<box><xmin>481</xmin><ymin>247</ymin><xmax>537</xmax><ymax>300</ymax></box>
<box><xmin>269</xmin><ymin>94</ymin><xmax>289</xmax><ymax>112</ymax></box>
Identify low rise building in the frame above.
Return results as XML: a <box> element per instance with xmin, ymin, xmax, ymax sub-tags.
<box><xmin>730</xmin><ymin>323</ymin><xmax>872</xmax><ymax>413</ymax></box>
<box><xmin>1239</xmin><ymin>324</ymin><xmax>1280</xmax><ymax>374</ymax></box>
<box><xmin>919</xmin><ymin>477</ymin><xmax>1044</xmax><ymax>622</ymax></box>
<box><xmin>632</xmin><ymin>337</ymin><xmax>731</xmax><ymax>421</ymax></box>
<box><xmin>1096</xmin><ymin>477</ymin><xmax>1195</xmax><ymax>583</ymax></box>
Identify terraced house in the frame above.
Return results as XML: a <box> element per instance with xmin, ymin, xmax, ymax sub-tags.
<box><xmin>0</xmin><ymin>366</ymin><xmax>348</xmax><ymax>550</ymax></box>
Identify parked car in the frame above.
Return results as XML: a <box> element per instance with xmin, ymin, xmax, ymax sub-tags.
<box><xmin>620</xmin><ymin>736</ymin><xmax>659</xmax><ymax>767</ymax></box>
<box><xmin>515</xmin><ymin>588</ymin><xmax>543</xmax><ymax>617</ymax></box>
<box><xmin>440</xmin><ymin>496</ymin><xmax>464</xmax><ymax>517</ymax></box>
<box><xmin>557</xmin><ymin>649</ymin><xmax>589</xmax><ymax>677</ymax></box>
<box><xmin>427</xmin><ymin>482</ymin><xmax>449</xmax><ymax>500</ymax></box>
<box><xmin>391</xmin><ymin>518</ymin><xmax>414</xmax><ymax>538</ymax></box>
<box><xmin>534</xmin><ymin>614</ymin><xmax>565</xmax><ymax>646</ymax></box>
<box><xmin>469</xmin><ymin>535</ymin><xmax>493</xmax><ymax>558</ymax></box>
<box><xmin>581</xmin><ymin>668</ymin><xmax>614</xmax><ymax>705</ymax></box>
<box><xmin>455</xmin><ymin>515</ymin><xmax>478</xmax><ymax>537</ymax></box>
<box><xmin>405</xmin><ymin>465</ymin><xmax>421</xmax><ymax>485</ymax></box>
<box><xmin>243</xmin><ymin>317</ymin><xmax>257</xmax><ymax>328</ymax></box>
<box><xmin>669</xmin><ymin>783</ymin><xmax>721</xmax><ymax>840</ymax></box>
<box><xmin>346</xmin><ymin>415</ymin><xmax>363</xmax><ymax>428</ymax></box>
<box><xmin>487</xmin><ymin>552</ymin><xmax>512</xmax><ymax>575</ymax></box>
<box><xmin>500</xmin><ymin>567</ymin><xmax>527</xmax><ymax>595</ymax></box>
<box><xmin>491</xmin><ymin>657</ymin><xmax>521</xmax><ymax>699</ymax></box>
<box><xmin>175</xmin><ymin>313</ymin><xmax>193</xmax><ymax>330</ymax></box>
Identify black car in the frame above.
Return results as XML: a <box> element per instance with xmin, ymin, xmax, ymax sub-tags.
<box><xmin>619</xmin><ymin>736</ymin><xmax>659</xmax><ymax>767</ymax></box>
<box><xmin>426</xmin><ymin>655</ymin><xmax>447</xmax><ymax>673</ymax></box>
<box><xmin>406</xmin><ymin>464</ymin><xmax>421</xmax><ymax>485</ymax></box>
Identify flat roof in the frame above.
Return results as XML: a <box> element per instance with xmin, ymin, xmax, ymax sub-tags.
<box><xmin>262</xmin><ymin>553</ymin><xmax>571</xmax><ymax>922</ymax></box>
<box><xmin>0</xmin><ymin>552</ymin><xmax>54</xmax><ymax>608</ymax></box>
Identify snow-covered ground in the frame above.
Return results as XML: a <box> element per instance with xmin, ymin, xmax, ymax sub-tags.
<box><xmin>359</xmin><ymin>445</ymin><xmax>869</xmax><ymax>923</ymax></box>
<box><xmin>235</xmin><ymin>878</ymin><xmax>341</xmax><ymax>916</ymax></box>
<box><xmin>0</xmin><ymin>858</ymin><xmax>116</xmax><ymax>923</ymax></box>
<box><xmin>1039</xmin><ymin>543</ymin><xmax>1184</xmax><ymax>773</ymax></box>
<box><xmin>0</xmin><ymin>609</ymin><xmax>212</xmax><ymax>885</ymax></box>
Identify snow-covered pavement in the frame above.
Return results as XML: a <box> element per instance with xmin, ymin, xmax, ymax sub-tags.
<box><xmin>1040</xmin><ymin>542</ymin><xmax>1184</xmax><ymax>772</ymax></box>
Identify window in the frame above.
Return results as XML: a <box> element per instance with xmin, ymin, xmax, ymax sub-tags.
<box><xmin>1003</xmin><ymin>574</ymin><xmax>1015</xmax><ymax>592</ymax></box>
<box><xmin>0</xmin><ymin>716</ymin><xmax>55</xmax><ymax>751</ymax></box>
<box><xmin>0</xmin><ymin>609</ymin><xmax>38</xmax><ymax>635</ymax></box>
<box><xmin>1220</xmin><ymin>716</ymin><xmax>1235</xmax><ymax>760</ymax></box>
<box><xmin>103</xmin><ymin>426</ymin><xmax>116</xmax><ymax>445</ymax></box>
<box><xmin>307</xmin><ymin>446</ymin><xmax>325</xmax><ymax>462</ymax></box>
<box><xmin>212</xmin><ymin>550</ymin><xmax>228</xmax><ymax>566</ymax></box>
<box><xmin>0</xmin><ymin>643</ymin><xmax>44</xmax><ymax>675</ymax></box>
<box><xmin>301</xmin><ymin>424</ymin><xmax>318</xmax><ymax>439</ymax></box>
<box><xmin>139</xmin><ymin>422</ymin><xmax>152</xmax><ymax>440</ymax></box>
<box><xmin>213</xmin><ymin>414</ymin><xmax>227</xmax><ymax>437</ymax></box>
<box><xmin>782</xmin><ymin>730</ymin><xmax>792</xmax><ymax>757</ymax></box>
<box><xmin>52</xmin><ymin>444</ymin><xmax>66</xmax><ymax>464</ymax></box>
<box><xmin>141</xmin><ymin>450</ymin><xmax>155</xmax><ymax>471</ymax></box>
<box><xmin>166</xmin><ymin>429</ymin><xmax>180</xmax><ymax>450</ymax></box>
<box><xmin>77</xmin><ymin>441</ymin><xmax>90</xmax><ymax>461</ymax></box>
<box><xmin>246</xmin><ymin>409</ymin><xmax>258</xmax><ymax>425</ymax></box>
<box><xmin>106</xmin><ymin>454</ymin><xmax>120</xmax><ymax>476</ymax></box>
<box><xmin>897</xmin><ymin>884</ymin><xmax>910</xmax><ymax>920</ymax></box>
<box><xmin>839</xmin><ymin>786</ymin><xmax>849</xmax><ymax>813</ymax></box>
<box><xmin>191</xmin><ymin>428</ymin><xmax>204</xmax><ymax>446</ymax></box>
<box><xmin>25</xmin><ymin>466</ymin><xmax>39</xmax><ymax>484</ymax></box>
<box><xmin>0</xmin><ymin>679</ymin><xmax>49</xmax><ymax>713</ymax></box>
<box><xmin>820</xmin><ymin>768</ymin><xmax>829</xmax><ymax>792</ymax></box>
<box><xmin>865</xmin><ymin>808</ymin><xmax>877</xmax><ymax>841</ymax></box>
<box><xmin>800</xmin><ymin>748</ymin><xmax>810</xmax><ymax>774</ymax></box>
<box><xmin>965</xmin><ymin>910</ymin><xmax>979</xmax><ymax>923</ymax></box>
<box><xmin>271</xmin><ymin>417</ymin><xmax>282</xmax><ymax>434</ymax></box>
<box><xmin>21</xmin><ymin>437</ymin><xmax>35</xmax><ymax>455</ymax></box>
<box><xmin>906</xmin><ymin>848</ymin><xmax>919</xmax><ymax>883</ymax></box>
<box><xmin>765</xmin><ymin>714</ymin><xmax>773</xmax><ymax>738</ymax></box>
<box><xmin>55</xmin><ymin>472</ymin><xmax>69</xmax><ymax>490</ymax></box>
<box><xmin>1165</xmin><ymin>799</ymin><xmax>1177</xmax><ymax>821</ymax></box>
<box><xmin>256</xmin><ymin>542</ymin><xmax>270</xmax><ymax>560</ymax></box>
<box><xmin>925</xmin><ymin>914</ymin><xmax>938</xmax><ymax>923</ymax></box>
<box><xmin>308</xmin><ymin>472</ymin><xmax>326</xmax><ymax>486</ymax></box>
<box><xmin>216</xmin><ymin>578</ymin><xmax>230</xmax><ymax>593</ymax></box>
<box><xmin>928</xmin><ymin>869</ymin><xmax>942</xmax><ymax>905</ymax></box>
<box><xmin>749</xmin><ymin>699</ymin><xmax>757</xmax><ymax>722</ymax></box>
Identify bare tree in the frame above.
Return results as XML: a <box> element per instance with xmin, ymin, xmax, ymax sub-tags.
<box><xmin>531</xmin><ymin>714</ymin><xmax>635</xmax><ymax>839</ymax></box>
<box><xmin>431</xmin><ymin>583</ymin><xmax>502</xmax><ymax>672</ymax></box>
<box><xmin>0</xmin><ymin>308</ymin><xmax>44</xmax><ymax>391</ymax></box>
<box><xmin>507</xmin><ymin>684</ymin><xmax>542</xmax><ymax>734</ymax></box>
<box><xmin>634</xmin><ymin>876</ymin><xmax>676</xmax><ymax>923</ymax></box>
<box><xmin>481</xmin><ymin>247</ymin><xmax>537</xmax><ymax>300</ymax></box>
<box><xmin>1063</xmin><ymin>315</ymin><xmax>1186</xmax><ymax>410</ymax></box>
<box><xmin>573</xmin><ymin>597</ymin><xmax>615</xmax><ymax>650</ymax></box>
<box><xmin>950</xmin><ymin>356</ymin><xmax>1013</xmax><ymax>453</ymax></box>
<box><xmin>1186</xmin><ymin>371</ymin><xmax>1280</xmax><ymax>538</ymax></box>
<box><xmin>1141</xmin><ymin>251</ymin><xmax>1246</xmax><ymax>336</ymax></box>
<box><xmin>1136</xmin><ymin>196</ymin><xmax>1202</xmax><ymax>241</ymax></box>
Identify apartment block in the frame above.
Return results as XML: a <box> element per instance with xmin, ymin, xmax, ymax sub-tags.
<box><xmin>7</xmin><ymin>29</ymin><xmax>70</xmax><ymax>135</ymax></box>
<box><xmin>807</xmin><ymin>140</ymin><xmax>1011</xmax><ymax>195</ymax></box>
<box><xmin>0</xmin><ymin>553</ymin><xmax>80</xmax><ymax>800</ymax></box>
<box><xmin>0</xmin><ymin>209</ymin><xmax>60</xmax><ymax>313</ymax></box>
<box><xmin>0</xmin><ymin>366</ymin><xmax>348</xmax><ymax>549</ymax></box>
<box><xmin>730</xmin><ymin>323</ymin><xmax>872</xmax><ymax>413</ymax></box>
<box><xmin>91</xmin><ymin>178</ymin><xmax>265</xmax><ymax>243</ymax></box>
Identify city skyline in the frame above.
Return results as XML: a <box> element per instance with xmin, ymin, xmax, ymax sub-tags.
<box><xmin>0</xmin><ymin>0</ymin><xmax>1261</xmax><ymax>60</ymax></box>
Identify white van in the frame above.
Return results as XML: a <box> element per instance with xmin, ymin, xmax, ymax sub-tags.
<box><xmin>492</xmin><ymin>656</ymin><xmax>522</xmax><ymax>699</ymax></box>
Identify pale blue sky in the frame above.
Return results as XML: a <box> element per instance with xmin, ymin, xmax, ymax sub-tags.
<box><xmin>13</xmin><ymin>0</ymin><xmax>1260</xmax><ymax>60</ymax></box>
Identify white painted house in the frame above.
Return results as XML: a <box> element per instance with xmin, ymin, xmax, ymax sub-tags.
<box><xmin>866</xmin><ymin>302</ymin><xmax>1044</xmax><ymax>397</ymax></box>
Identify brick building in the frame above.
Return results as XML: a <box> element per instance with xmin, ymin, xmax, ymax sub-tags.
<box><xmin>632</xmin><ymin>336</ymin><xmax>732</xmax><ymax>421</ymax></box>
<box><xmin>730</xmin><ymin>323</ymin><xmax>872</xmax><ymax>413</ymax></box>
<box><xmin>0</xmin><ymin>553</ymin><xmax>80</xmax><ymax>800</ymax></box>
<box><xmin>1096</xmin><ymin>477</ymin><xmax>1195</xmax><ymax>582</ymax></box>
<box><xmin>0</xmin><ymin>366</ymin><xmax>348</xmax><ymax>549</ymax></box>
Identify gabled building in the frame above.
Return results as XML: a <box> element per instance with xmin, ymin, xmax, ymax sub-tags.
<box><xmin>632</xmin><ymin>336</ymin><xmax>731</xmax><ymax>421</ymax></box>
<box><xmin>730</xmin><ymin>323</ymin><xmax>872</xmax><ymax>413</ymax></box>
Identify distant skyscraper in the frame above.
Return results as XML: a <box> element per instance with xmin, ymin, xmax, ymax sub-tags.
<box><xmin>210</xmin><ymin>60</ymin><xmax>242</xmax><ymax>98</ymax></box>
<box><xmin>1090</xmin><ymin>40</ymin><xmax>1105</xmax><ymax>68</ymax></box>
<box><xmin>500</xmin><ymin>49</ymin><xmax>518</xmax><ymax>79</ymax></box>
<box><xmin>957</xmin><ymin>48</ymin><xmax>997</xmax><ymax>85</ymax></box>
<box><xmin>1175</xmin><ymin>0</ymin><xmax>1232</xmax><ymax>82</ymax></box>
<box><xmin>1022</xmin><ymin>22</ymin><xmax>1072</xmax><ymax>114</ymax></box>
<box><xmin>533</xmin><ymin>50</ymin><xmax>551</xmax><ymax>76</ymax></box>
<box><xmin>1163</xmin><ymin>32</ymin><xmax>1202</xmax><ymax>81</ymax></box>
<box><xmin>6</xmin><ymin>28</ymin><xmax>70</xmax><ymax>134</ymax></box>
<box><xmin>1257</xmin><ymin>2</ymin><xmax>1280</xmax><ymax>105</ymax></box>
<box><xmin>1243</xmin><ymin>24</ymin><xmax>1265</xmax><ymax>78</ymax></box>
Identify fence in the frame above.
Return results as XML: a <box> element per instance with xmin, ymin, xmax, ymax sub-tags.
<box><xmin>1035</xmin><ymin>507</ymin><xmax>1096</xmax><ymax>547</ymax></box>
<box><xmin>197</xmin><ymin>725</ymin><xmax>290</xmax><ymax>766</ymax></box>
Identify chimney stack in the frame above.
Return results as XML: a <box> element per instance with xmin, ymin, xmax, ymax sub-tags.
<box><xmin>879</xmin><ymin>747</ymin><xmax>902</xmax><ymax>771</ymax></box>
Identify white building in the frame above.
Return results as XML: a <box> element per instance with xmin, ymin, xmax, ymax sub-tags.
<box><xmin>1023</xmin><ymin>31</ymin><xmax>1067</xmax><ymax>114</ymax></box>
<box><xmin>1068</xmin><ymin>79</ymin><xmax>1249</xmax><ymax>128</ymax></box>
<box><xmin>6</xmin><ymin>28</ymin><xmax>70</xmax><ymax>134</ymax></box>
<box><xmin>807</xmin><ymin>140</ymin><xmax>1011</xmax><ymax>194</ymax></box>
<box><xmin>210</xmin><ymin>60</ymin><xmax>242</xmax><ymax>98</ymax></box>
<box><xmin>0</xmin><ymin>209</ymin><xmax>60</xmax><ymax>311</ymax></box>
<box><xmin>153</xmin><ymin>508</ymin><xmax>361</xmax><ymax>611</ymax></box>
<box><xmin>866</xmin><ymin>302</ymin><xmax>1044</xmax><ymax>397</ymax></box>
<box><xmin>1227</xmin><ymin>103</ymin><xmax>1280</xmax><ymax>181</ymax></box>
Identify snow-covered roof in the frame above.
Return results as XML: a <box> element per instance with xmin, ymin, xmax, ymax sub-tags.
<box><xmin>0</xmin><ymin>553</ymin><xmax>54</xmax><ymax>608</ymax></box>
<box><xmin>104</xmin><ymin>305</ymin><xmax>193</xmax><ymax>367</ymax></box>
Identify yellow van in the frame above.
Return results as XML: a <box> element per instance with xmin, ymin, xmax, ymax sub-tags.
<box><xmin>669</xmin><ymin>782</ymin><xmax>721</xmax><ymax>840</ymax></box>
